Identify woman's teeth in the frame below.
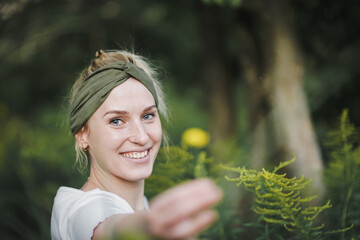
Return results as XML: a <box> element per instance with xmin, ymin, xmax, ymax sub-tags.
<box><xmin>122</xmin><ymin>150</ymin><xmax>148</xmax><ymax>159</ymax></box>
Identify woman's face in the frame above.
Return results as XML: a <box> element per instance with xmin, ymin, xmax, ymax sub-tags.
<box><xmin>80</xmin><ymin>78</ymin><xmax>162</xmax><ymax>182</ymax></box>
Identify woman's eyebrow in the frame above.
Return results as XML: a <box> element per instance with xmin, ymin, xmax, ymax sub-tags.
<box><xmin>103</xmin><ymin>105</ymin><xmax>156</xmax><ymax>117</ymax></box>
<box><xmin>103</xmin><ymin>110</ymin><xmax>128</xmax><ymax>117</ymax></box>
<box><xmin>143</xmin><ymin>105</ymin><xmax>157</xmax><ymax>112</ymax></box>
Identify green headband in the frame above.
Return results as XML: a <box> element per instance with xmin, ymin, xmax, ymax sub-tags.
<box><xmin>69</xmin><ymin>61</ymin><xmax>158</xmax><ymax>135</ymax></box>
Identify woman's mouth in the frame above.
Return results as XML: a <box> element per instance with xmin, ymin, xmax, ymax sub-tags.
<box><xmin>121</xmin><ymin>149</ymin><xmax>149</xmax><ymax>159</ymax></box>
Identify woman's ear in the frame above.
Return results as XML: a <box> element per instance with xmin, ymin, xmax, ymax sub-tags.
<box><xmin>75</xmin><ymin>127</ymin><xmax>89</xmax><ymax>150</ymax></box>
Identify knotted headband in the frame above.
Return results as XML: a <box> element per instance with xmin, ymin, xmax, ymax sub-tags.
<box><xmin>69</xmin><ymin>61</ymin><xmax>158</xmax><ymax>135</ymax></box>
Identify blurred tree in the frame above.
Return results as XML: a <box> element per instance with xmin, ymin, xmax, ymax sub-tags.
<box><xmin>237</xmin><ymin>0</ymin><xmax>324</xmax><ymax>195</ymax></box>
<box><xmin>293</xmin><ymin>0</ymin><xmax>360</xmax><ymax>153</ymax></box>
<box><xmin>198</xmin><ymin>0</ymin><xmax>324</xmax><ymax>195</ymax></box>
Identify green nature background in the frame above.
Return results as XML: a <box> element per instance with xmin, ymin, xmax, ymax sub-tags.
<box><xmin>0</xmin><ymin>0</ymin><xmax>360</xmax><ymax>239</ymax></box>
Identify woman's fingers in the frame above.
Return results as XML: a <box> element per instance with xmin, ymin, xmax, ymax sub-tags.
<box><xmin>149</xmin><ymin>178</ymin><xmax>221</xmax><ymax>225</ymax></box>
<box><xmin>150</xmin><ymin>178</ymin><xmax>222</xmax><ymax>211</ymax></box>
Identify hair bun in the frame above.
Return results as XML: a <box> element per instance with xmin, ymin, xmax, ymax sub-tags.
<box><xmin>95</xmin><ymin>50</ymin><xmax>105</xmax><ymax>58</ymax></box>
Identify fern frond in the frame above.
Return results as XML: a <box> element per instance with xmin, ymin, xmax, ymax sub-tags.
<box><xmin>223</xmin><ymin>158</ymin><xmax>334</xmax><ymax>238</ymax></box>
<box><xmin>254</xmin><ymin>206</ymin><xmax>282</xmax><ymax>215</ymax></box>
<box><xmin>262</xmin><ymin>217</ymin><xmax>286</xmax><ymax>224</ymax></box>
<box><xmin>324</xmin><ymin>224</ymin><xmax>353</xmax><ymax>235</ymax></box>
<box><xmin>324</xmin><ymin>109</ymin><xmax>360</xmax><ymax>239</ymax></box>
<box><xmin>273</xmin><ymin>155</ymin><xmax>296</xmax><ymax>173</ymax></box>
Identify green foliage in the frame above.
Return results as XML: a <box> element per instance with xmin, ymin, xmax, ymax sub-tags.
<box><xmin>201</xmin><ymin>0</ymin><xmax>242</xmax><ymax>7</ymax></box>
<box><xmin>145</xmin><ymin>144</ymin><xmax>216</xmax><ymax>199</ymax></box>
<box><xmin>194</xmin><ymin>151</ymin><xmax>210</xmax><ymax>178</ymax></box>
<box><xmin>145</xmin><ymin>130</ymin><xmax>357</xmax><ymax>240</ymax></box>
<box><xmin>223</xmin><ymin>157</ymin><xmax>338</xmax><ymax>240</ymax></box>
<box><xmin>324</xmin><ymin>109</ymin><xmax>360</xmax><ymax>239</ymax></box>
<box><xmin>0</xmin><ymin>103</ymin><xmax>84</xmax><ymax>239</ymax></box>
<box><xmin>145</xmin><ymin>146</ymin><xmax>196</xmax><ymax>199</ymax></box>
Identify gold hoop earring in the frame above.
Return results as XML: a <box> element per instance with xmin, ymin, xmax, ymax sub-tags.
<box><xmin>82</xmin><ymin>146</ymin><xmax>88</xmax><ymax>152</ymax></box>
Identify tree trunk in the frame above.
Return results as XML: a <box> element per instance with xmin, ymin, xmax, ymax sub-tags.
<box><xmin>237</xmin><ymin>0</ymin><xmax>324</xmax><ymax>197</ymax></box>
<box><xmin>197</xmin><ymin>3</ymin><xmax>236</xmax><ymax>145</ymax></box>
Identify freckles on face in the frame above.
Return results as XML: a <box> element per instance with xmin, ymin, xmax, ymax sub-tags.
<box><xmin>83</xmin><ymin>78</ymin><xmax>162</xmax><ymax>181</ymax></box>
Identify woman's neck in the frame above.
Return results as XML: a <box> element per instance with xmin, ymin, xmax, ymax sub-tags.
<box><xmin>81</xmin><ymin>166</ymin><xmax>145</xmax><ymax>212</ymax></box>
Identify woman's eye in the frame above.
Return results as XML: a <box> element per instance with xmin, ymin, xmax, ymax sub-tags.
<box><xmin>110</xmin><ymin>118</ymin><xmax>123</xmax><ymax>126</ymax></box>
<box><xmin>143</xmin><ymin>113</ymin><xmax>155</xmax><ymax>120</ymax></box>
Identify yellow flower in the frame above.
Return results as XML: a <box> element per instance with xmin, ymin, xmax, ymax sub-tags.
<box><xmin>182</xmin><ymin>128</ymin><xmax>210</xmax><ymax>148</ymax></box>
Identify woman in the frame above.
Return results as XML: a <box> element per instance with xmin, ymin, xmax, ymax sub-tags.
<box><xmin>51</xmin><ymin>50</ymin><xmax>222</xmax><ymax>240</ymax></box>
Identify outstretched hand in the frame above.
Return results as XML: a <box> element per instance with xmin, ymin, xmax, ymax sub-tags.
<box><xmin>147</xmin><ymin>178</ymin><xmax>223</xmax><ymax>239</ymax></box>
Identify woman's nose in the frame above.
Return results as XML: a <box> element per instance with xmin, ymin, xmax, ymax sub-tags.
<box><xmin>129</xmin><ymin>121</ymin><xmax>149</xmax><ymax>145</ymax></box>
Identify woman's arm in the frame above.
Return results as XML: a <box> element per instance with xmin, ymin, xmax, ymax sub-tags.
<box><xmin>93</xmin><ymin>178</ymin><xmax>222</xmax><ymax>239</ymax></box>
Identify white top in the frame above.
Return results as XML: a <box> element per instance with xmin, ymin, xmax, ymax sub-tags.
<box><xmin>51</xmin><ymin>186</ymin><xmax>149</xmax><ymax>240</ymax></box>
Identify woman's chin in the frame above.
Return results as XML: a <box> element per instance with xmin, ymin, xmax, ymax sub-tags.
<box><xmin>124</xmin><ymin>168</ymin><xmax>153</xmax><ymax>182</ymax></box>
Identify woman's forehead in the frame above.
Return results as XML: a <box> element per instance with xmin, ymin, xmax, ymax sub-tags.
<box><xmin>99</xmin><ymin>78</ymin><xmax>156</xmax><ymax>111</ymax></box>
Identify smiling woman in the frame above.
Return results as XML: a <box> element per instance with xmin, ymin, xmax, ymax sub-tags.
<box><xmin>50</xmin><ymin>49</ymin><xmax>222</xmax><ymax>240</ymax></box>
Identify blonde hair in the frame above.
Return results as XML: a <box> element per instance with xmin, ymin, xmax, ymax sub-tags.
<box><xmin>70</xmin><ymin>50</ymin><xmax>169</xmax><ymax>172</ymax></box>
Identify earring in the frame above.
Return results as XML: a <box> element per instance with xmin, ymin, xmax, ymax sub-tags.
<box><xmin>82</xmin><ymin>146</ymin><xmax>88</xmax><ymax>152</ymax></box>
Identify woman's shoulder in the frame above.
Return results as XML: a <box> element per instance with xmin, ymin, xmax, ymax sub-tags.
<box><xmin>51</xmin><ymin>185</ymin><xmax>148</xmax><ymax>231</ymax></box>
<box><xmin>53</xmin><ymin>186</ymin><xmax>134</xmax><ymax>214</ymax></box>
<box><xmin>51</xmin><ymin>186</ymin><xmax>136</xmax><ymax>239</ymax></box>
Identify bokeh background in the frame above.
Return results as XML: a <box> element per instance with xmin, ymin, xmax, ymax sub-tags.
<box><xmin>0</xmin><ymin>0</ymin><xmax>359</xmax><ymax>239</ymax></box>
